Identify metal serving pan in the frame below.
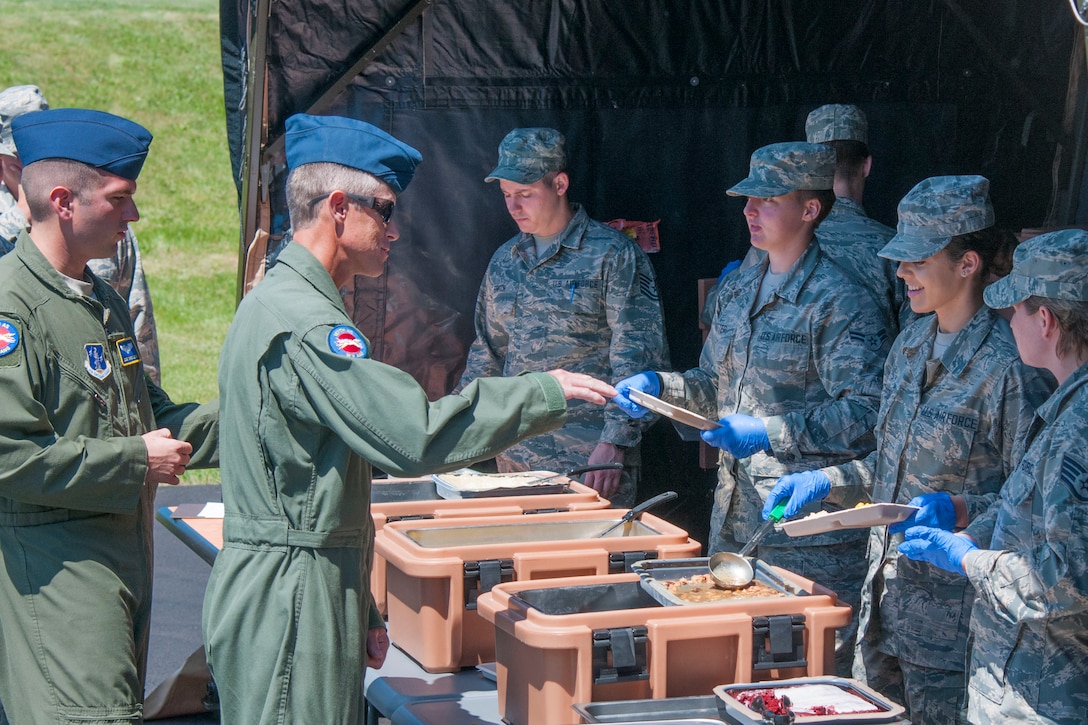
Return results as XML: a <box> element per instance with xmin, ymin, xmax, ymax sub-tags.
<box><xmin>574</xmin><ymin>694</ymin><xmax>726</xmax><ymax>723</ymax></box>
<box><xmin>402</xmin><ymin>518</ymin><xmax>662</xmax><ymax>547</ymax></box>
<box><xmin>632</xmin><ymin>557</ymin><xmax>808</xmax><ymax>606</ymax></box>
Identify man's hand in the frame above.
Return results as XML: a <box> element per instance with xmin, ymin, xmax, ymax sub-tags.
<box><xmin>583</xmin><ymin>442</ymin><xmax>625</xmax><ymax>499</ymax></box>
<box><xmin>889</xmin><ymin>492</ymin><xmax>957</xmax><ymax>534</ymax></box>
<box><xmin>898</xmin><ymin>527</ymin><xmax>977</xmax><ymax>575</ymax></box>
<box><xmin>546</xmin><ymin>370</ymin><xmax>618</xmax><ymax>405</ymax></box>
<box><xmin>142</xmin><ymin>428</ymin><xmax>192</xmax><ymax>485</ymax></box>
<box><xmin>611</xmin><ymin>371</ymin><xmax>660</xmax><ymax>419</ymax></box>
<box><xmin>763</xmin><ymin>470</ymin><xmax>831</xmax><ymax>520</ymax></box>
<box><xmin>700</xmin><ymin>414</ymin><xmax>770</xmax><ymax>458</ymax></box>
<box><xmin>366</xmin><ymin>627</ymin><xmax>390</xmax><ymax>669</ymax></box>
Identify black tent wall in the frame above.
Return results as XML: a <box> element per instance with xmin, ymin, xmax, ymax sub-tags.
<box><xmin>221</xmin><ymin>0</ymin><xmax>1081</xmax><ymax>541</ymax></box>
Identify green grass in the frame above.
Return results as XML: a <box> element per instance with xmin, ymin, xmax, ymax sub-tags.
<box><xmin>0</xmin><ymin>0</ymin><xmax>236</xmax><ymax>483</ymax></box>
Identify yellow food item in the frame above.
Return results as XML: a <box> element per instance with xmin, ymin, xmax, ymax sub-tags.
<box><xmin>854</xmin><ymin>502</ymin><xmax>872</xmax><ymax>508</ymax></box>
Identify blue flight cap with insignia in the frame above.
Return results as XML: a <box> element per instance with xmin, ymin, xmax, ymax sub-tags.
<box><xmin>11</xmin><ymin>108</ymin><xmax>152</xmax><ymax>181</ymax></box>
<box><xmin>284</xmin><ymin>113</ymin><xmax>423</xmax><ymax>193</ymax></box>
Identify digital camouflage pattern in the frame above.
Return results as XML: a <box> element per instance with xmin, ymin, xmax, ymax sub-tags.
<box><xmin>984</xmin><ymin>228</ymin><xmax>1088</xmax><ymax>309</ymax></box>
<box><xmin>0</xmin><ymin>84</ymin><xmax>47</xmax><ymax>156</ymax></box>
<box><xmin>727</xmin><ymin>142</ymin><xmax>835</xmax><ymax>198</ymax></box>
<box><xmin>458</xmin><ymin>204</ymin><xmax>669</xmax><ymax>507</ymax></box>
<box><xmin>962</xmin><ymin>362</ymin><xmax>1088</xmax><ymax>724</ymax></box>
<box><xmin>831</xmin><ymin>308</ymin><xmax>1052</xmax><ymax>724</ymax></box>
<box><xmin>743</xmin><ymin>196</ymin><xmax>907</xmax><ymax>335</ymax></box>
<box><xmin>485</xmin><ymin>127</ymin><xmax>567</xmax><ymax>184</ymax></box>
<box><xmin>878</xmin><ymin>175</ymin><xmax>994</xmax><ymax>263</ymax></box>
<box><xmin>657</xmin><ymin>241</ymin><xmax>886</xmax><ymax>671</ymax></box>
<box><xmin>805</xmin><ymin>103</ymin><xmax>869</xmax><ymax>144</ymax></box>
<box><xmin>0</xmin><ymin>186</ymin><xmax>161</xmax><ymax>385</ymax></box>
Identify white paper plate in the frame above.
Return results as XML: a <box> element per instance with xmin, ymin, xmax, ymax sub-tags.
<box><xmin>781</xmin><ymin>504</ymin><xmax>919</xmax><ymax>537</ymax></box>
<box><xmin>627</xmin><ymin>390</ymin><xmax>720</xmax><ymax>431</ymax></box>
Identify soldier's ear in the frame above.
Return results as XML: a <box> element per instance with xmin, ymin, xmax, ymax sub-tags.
<box><xmin>553</xmin><ymin>172</ymin><xmax>570</xmax><ymax>197</ymax></box>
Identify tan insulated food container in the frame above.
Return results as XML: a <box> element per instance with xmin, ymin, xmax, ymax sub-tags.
<box><xmin>370</xmin><ymin>475</ymin><xmax>608</xmax><ymax>615</ymax></box>
<box><xmin>476</xmin><ymin>568</ymin><xmax>851</xmax><ymax>725</ymax></box>
<box><xmin>375</xmin><ymin>509</ymin><xmax>701</xmax><ymax>672</ymax></box>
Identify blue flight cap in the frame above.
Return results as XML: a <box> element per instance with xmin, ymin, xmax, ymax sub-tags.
<box><xmin>284</xmin><ymin>114</ymin><xmax>423</xmax><ymax>193</ymax></box>
<box><xmin>11</xmin><ymin>108</ymin><xmax>152</xmax><ymax>181</ymax></box>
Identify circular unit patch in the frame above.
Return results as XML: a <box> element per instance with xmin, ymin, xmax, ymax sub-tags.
<box><xmin>328</xmin><ymin>325</ymin><xmax>368</xmax><ymax>358</ymax></box>
<box><xmin>0</xmin><ymin>320</ymin><xmax>20</xmax><ymax>357</ymax></box>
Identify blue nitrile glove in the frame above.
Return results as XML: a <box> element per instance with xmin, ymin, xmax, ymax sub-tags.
<box><xmin>717</xmin><ymin>259</ymin><xmax>742</xmax><ymax>284</ymax></box>
<box><xmin>612</xmin><ymin>371</ymin><xmax>660</xmax><ymax>419</ymax></box>
<box><xmin>700</xmin><ymin>414</ymin><xmax>771</xmax><ymax>458</ymax></box>
<box><xmin>889</xmin><ymin>492</ymin><xmax>957</xmax><ymax>534</ymax></box>
<box><xmin>898</xmin><ymin>526</ymin><xmax>977</xmax><ymax>575</ymax></box>
<box><xmin>763</xmin><ymin>470</ymin><xmax>832</xmax><ymax>520</ymax></box>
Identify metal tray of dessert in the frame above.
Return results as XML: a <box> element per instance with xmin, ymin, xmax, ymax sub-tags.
<box><xmin>574</xmin><ymin>694</ymin><xmax>726</xmax><ymax>723</ymax></box>
<box><xmin>714</xmin><ymin>676</ymin><xmax>906</xmax><ymax>724</ymax></box>
<box><xmin>631</xmin><ymin>557</ymin><xmax>808</xmax><ymax>606</ymax></box>
<box><xmin>431</xmin><ymin>469</ymin><xmax>569</xmax><ymax>499</ymax></box>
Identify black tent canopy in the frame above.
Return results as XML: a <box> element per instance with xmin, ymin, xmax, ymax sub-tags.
<box><xmin>220</xmin><ymin>0</ymin><xmax>1085</xmax><ymax>537</ymax></box>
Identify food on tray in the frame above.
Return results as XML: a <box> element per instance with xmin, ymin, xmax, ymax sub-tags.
<box><xmin>435</xmin><ymin>473</ymin><xmax>552</xmax><ymax>491</ymax></box>
<box><xmin>663</xmin><ymin>574</ymin><xmax>786</xmax><ymax>602</ymax></box>
<box><xmin>735</xmin><ymin>684</ymin><xmax>884</xmax><ymax>716</ymax></box>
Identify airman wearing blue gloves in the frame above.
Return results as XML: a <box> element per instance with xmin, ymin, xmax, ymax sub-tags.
<box><xmin>759</xmin><ymin>177</ymin><xmax>1052</xmax><ymax>723</ymax></box>
<box><xmin>899</xmin><ymin>229</ymin><xmax>1088</xmax><ymax>724</ymax></box>
<box><xmin>614</xmin><ymin>141</ymin><xmax>888</xmax><ymax>676</ymax></box>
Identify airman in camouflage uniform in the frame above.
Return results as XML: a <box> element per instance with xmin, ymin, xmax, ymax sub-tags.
<box><xmin>766</xmin><ymin>177</ymin><xmax>1053</xmax><ymax>723</ymax></box>
<box><xmin>616</xmin><ymin>142</ymin><xmax>888</xmax><ymax>675</ymax></box>
<box><xmin>0</xmin><ymin>84</ymin><xmax>161</xmax><ymax>384</ymax></box>
<box><xmin>898</xmin><ymin>229</ymin><xmax>1088</xmax><ymax>724</ymax></box>
<box><xmin>739</xmin><ymin>104</ymin><xmax>906</xmax><ymax>336</ymax></box>
<box><xmin>458</xmin><ymin>128</ymin><xmax>669</xmax><ymax>507</ymax></box>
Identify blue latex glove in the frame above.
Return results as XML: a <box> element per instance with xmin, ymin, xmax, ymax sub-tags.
<box><xmin>700</xmin><ymin>414</ymin><xmax>770</xmax><ymax>458</ymax></box>
<box><xmin>762</xmin><ymin>470</ymin><xmax>831</xmax><ymax>520</ymax></box>
<box><xmin>717</xmin><ymin>259</ymin><xmax>742</xmax><ymax>284</ymax></box>
<box><xmin>889</xmin><ymin>492</ymin><xmax>957</xmax><ymax>534</ymax></box>
<box><xmin>898</xmin><ymin>526</ymin><xmax>977</xmax><ymax>575</ymax></box>
<box><xmin>612</xmin><ymin>371</ymin><xmax>660</xmax><ymax>419</ymax></box>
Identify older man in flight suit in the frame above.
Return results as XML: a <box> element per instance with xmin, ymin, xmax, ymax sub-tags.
<box><xmin>0</xmin><ymin>109</ymin><xmax>219</xmax><ymax>723</ymax></box>
<box><xmin>202</xmin><ymin>113</ymin><xmax>617</xmax><ymax>724</ymax></box>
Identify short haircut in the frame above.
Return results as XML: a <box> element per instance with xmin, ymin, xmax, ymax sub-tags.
<box><xmin>285</xmin><ymin>162</ymin><xmax>385</xmax><ymax>230</ymax></box>
<box><xmin>796</xmin><ymin>188</ymin><xmax>836</xmax><ymax>227</ymax></box>
<box><xmin>20</xmin><ymin>159</ymin><xmax>106</xmax><ymax>222</ymax></box>
<box><xmin>825</xmin><ymin>139</ymin><xmax>870</xmax><ymax>177</ymax></box>
<box><xmin>1023</xmin><ymin>296</ymin><xmax>1088</xmax><ymax>361</ymax></box>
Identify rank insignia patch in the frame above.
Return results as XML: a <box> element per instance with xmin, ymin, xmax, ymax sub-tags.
<box><xmin>0</xmin><ymin>320</ymin><xmax>20</xmax><ymax>358</ymax></box>
<box><xmin>328</xmin><ymin>325</ymin><xmax>368</xmax><ymax>358</ymax></box>
<box><xmin>116</xmin><ymin>337</ymin><xmax>140</xmax><ymax>366</ymax></box>
<box><xmin>85</xmin><ymin>343</ymin><xmax>112</xmax><ymax>380</ymax></box>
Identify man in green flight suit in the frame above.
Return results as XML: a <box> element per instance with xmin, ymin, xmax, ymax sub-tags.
<box><xmin>0</xmin><ymin>109</ymin><xmax>219</xmax><ymax>723</ymax></box>
<box><xmin>201</xmin><ymin>113</ymin><xmax>617</xmax><ymax>724</ymax></box>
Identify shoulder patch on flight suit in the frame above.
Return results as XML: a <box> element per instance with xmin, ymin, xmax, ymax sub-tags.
<box><xmin>115</xmin><ymin>337</ymin><xmax>140</xmax><ymax>366</ymax></box>
<box><xmin>0</xmin><ymin>319</ymin><xmax>21</xmax><ymax>363</ymax></box>
<box><xmin>84</xmin><ymin>343</ymin><xmax>112</xmax><ymax>380</ymax></box>
<box><xmin>1059</xmin><ymin>453</ymin><xmax>1088</xmax><ymax>502</ymax></box>
<box><xmin>328</xmin><ymin>325</ymin><xmax>368</xmax><ymax>358</ymax></box>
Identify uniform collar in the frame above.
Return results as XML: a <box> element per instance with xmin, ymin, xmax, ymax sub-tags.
<box><xmin>511</xmin><ymin>203</ymin><xmax>588</xmax><ymax>263</ymax></box>
<box><xmin>14</xmin><ymin>230</ymin><xmax>107</xmax><ymax>302</ymax></box>
<box><xmin>1037</xmin><ymin>360</ymin><xmax>1088</xmax><ymax>425</ymax></box>
<box><xmin>767</xmin><ymin>240</ymin><xmax>821</xmax><ymax>305</ymax></box>
<box><xmin>899</xmin><ymin>306</ymin><xmax>1002</xmax><ymax>377</ymax></box>
<box><xmin>273</xmin><ymin>241</ymin><xmax>345</xmax><ymax>307</ymax></box>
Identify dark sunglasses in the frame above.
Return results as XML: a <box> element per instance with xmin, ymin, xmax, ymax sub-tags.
<box><xmin>307</xmin><ymin>192</ymin><xmax>395</xmax><ymax>223</ymax></box>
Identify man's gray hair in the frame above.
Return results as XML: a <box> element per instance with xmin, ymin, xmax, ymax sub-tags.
<box><xmin>286</xmin><ymin>162</ymin><xmax>385</xmax><ymax>230</ymax></box>
<box><xmin>20</xmin><ymin>159</ymin><xmax>107</xmax><ymax>223</ymax></box>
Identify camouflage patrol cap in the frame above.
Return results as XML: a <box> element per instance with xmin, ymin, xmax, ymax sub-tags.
<box><xmin>878</xmin><ymin>175</ymin><xmax>994</xmax><ymax>262</ymax></box>
<box><xmin>805</xmin><ymin>104</ymin><xmax>868</xmax><ymax>144</ymax></box>
<box><xmin>984</xmin><ymin>229</ymin><xmax>1088</xmax><ymax>309</ymax></box>
<box><xmin>485</xmin><ymin>128</ymin><xmax>566</xmax><ymax>184</ymax></box>
<box><xmin>0</xmin><ymin>85</ymin><xmax>49</xmax><ymax>157</ymax></box>
<box><xmin>726</xmin><ymin>142</ymin><xmax>835</xmax><ymax>198</ymax></box>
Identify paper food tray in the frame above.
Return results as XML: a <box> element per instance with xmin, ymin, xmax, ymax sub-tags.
<box><xmin>715</xmin><ymin>676</ymin><xmax>906</xmax><ymax>724</ymax></box>
<box><xmin>431</xmin><ymin>470</ymin><xmax>569</xmax><ymax>500</ymax></box>
<box><xmin>781</xmin><ymin>503</ymin><xmax>919</xmax><ymax>537</ymax></box>
<box><xmin>627</xmin><ymin>390</ymin><xmax>720</xmax><ymax>431</ymax></box>
<box><xmin>631</xmin><ymin>557</ymin><xmax>807</xmax><ymax>606</ymax></box>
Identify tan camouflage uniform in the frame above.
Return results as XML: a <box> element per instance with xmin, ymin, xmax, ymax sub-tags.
<box><xmin>459</xmin><ymin>203</ymin><xmax>669</xmax><ymax>506</ymax></box>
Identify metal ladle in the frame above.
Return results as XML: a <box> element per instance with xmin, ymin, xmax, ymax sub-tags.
<box><xmin>709</xmin><ymin>501</ymin><xmax>786</xmax><ymax>588</ymax></box>
<box><xmin>595</xmin><ymin>490</ymin><xmax>679</xmax><ymax>538</ymax></box>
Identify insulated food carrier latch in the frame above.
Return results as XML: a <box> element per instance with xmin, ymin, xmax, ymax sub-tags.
<box><xmin>752</xmin><ymin>614</ymin><xmax>807</xmax><ymax>671</ymax></box>
<box><xmin>463</xmin><ymin>559</ymin><xmax>515</xmax><ymax>609</ymax></box>
<box><xmin>608</xmin><ymin>551</ymin><xmax>657</xmax><ymax>574</ymax></box>
<box><xmin>592</xmin><ymin>626</ymin><xmax>649</xmax><ymax>684</ymax></box>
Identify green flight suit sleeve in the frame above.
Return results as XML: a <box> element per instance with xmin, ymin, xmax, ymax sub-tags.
<box><xmin>0</xmin><ymin>314</ymin><xmax>148</xmax><ymax>514</ymax></box>
<box><xmin>148</xmin><ymin>381</ymin><xmax>220</xmax><ymax>470</ymax></box>
<box><xmin>284</xmin><ymin>325</ymin><xmax>568</xmax><ymax>477</ymax></box>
